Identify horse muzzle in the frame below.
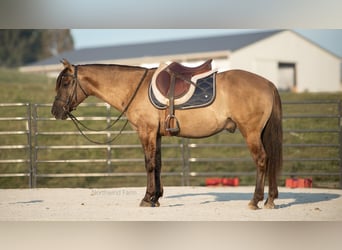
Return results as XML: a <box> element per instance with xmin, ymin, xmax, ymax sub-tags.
<box><xmin>51</xmin><ymin>102</ymin><xmax>69</xmax><ymax>120</ymax></box>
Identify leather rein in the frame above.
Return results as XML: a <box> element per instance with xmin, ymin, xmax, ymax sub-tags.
<box><xmin>58</xmin><ymin>65</ymin><xmax>148</xmax><ymax>145</ymax></box>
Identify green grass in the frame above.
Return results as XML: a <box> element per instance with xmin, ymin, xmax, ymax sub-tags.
<box><xmin>0</xmin><ymin>68</ymin><xmax>341</xmax><ymax>189</ymax></box>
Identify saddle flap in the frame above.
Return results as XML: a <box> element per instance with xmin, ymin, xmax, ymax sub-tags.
<box><xmin>156</xmin><ymin>71</ymin><xmax>192</xmax><ymax>97</ymax></box>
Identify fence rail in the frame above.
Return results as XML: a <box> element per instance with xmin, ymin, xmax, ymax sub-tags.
<box><xmin>0</xmin><ymin>100</ymin><xmax>341</xmax><ymax>188</ymax></box>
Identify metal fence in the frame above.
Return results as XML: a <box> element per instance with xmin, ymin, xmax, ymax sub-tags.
<box><xmin>0</xmin><ymin>100</ymin><xmax>341</xmax><ymax>188</ymax></box>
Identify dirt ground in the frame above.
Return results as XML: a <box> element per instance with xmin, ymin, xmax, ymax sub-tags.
<box><xmin>0</xmin><ymin>186</ymin><xmax>341</xmax><ymax>221</ymax></box>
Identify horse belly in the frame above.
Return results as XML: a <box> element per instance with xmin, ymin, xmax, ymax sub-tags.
<box><xmin>172</xmin><ymin>108</ymin><xmax>227</xmax><ymax>138</ymax></box>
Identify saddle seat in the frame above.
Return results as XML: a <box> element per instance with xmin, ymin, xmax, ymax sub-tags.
<box><xmin>155</xmin><ymin>59</ymin><xmax>212</xmax><ymax>98</ymax></box>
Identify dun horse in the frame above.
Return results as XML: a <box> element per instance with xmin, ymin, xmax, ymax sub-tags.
<box><xmin>52</xmin><ymin>59</ymin><xmax>282</xmax><ymax>209</ymax></box>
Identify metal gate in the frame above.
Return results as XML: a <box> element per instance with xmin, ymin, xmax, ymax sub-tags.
<box><xmin>0</xmin><ymin>101</ymin><xmax>341</xmax><ymax>188</ymax></box>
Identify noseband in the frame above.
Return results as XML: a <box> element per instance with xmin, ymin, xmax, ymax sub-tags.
<box><xmin>55</xmin><ymin>65</ymin><xmax>89</xmax><ymax>112</ymax></box>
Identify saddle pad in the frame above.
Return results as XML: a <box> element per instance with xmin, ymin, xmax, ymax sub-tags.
<box><xmin>149</xmin><ymin>72</ymin><xmax>216</xmax><ymax>110</ymax></box>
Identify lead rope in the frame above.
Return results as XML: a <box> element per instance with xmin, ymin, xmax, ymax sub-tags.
<box><xmin>67</xmin><ymin>68</ymin><xmax>148</xmax><ymax>144</ymax></box>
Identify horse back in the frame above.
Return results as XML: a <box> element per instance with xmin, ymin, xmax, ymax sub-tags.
<box><xmin>218</xmin><ymin>69</ymin><xmax>276</xmax><ymax>93</ymax></box>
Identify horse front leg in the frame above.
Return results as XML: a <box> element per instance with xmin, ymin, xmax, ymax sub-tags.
<box><xmin>139</xmin><ymin>131</ymin><xmax>163</xmax><ymax>207</ymax></box>
<box><xmin>154</xmin><ymin>133</ymin><xmax>164</xmax><ymax>202</ymax></box>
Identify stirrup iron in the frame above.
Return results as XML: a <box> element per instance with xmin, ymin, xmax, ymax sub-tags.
<box><xmin>165</xmin><ymin>115</ymin><xmax>180</xmax><ymax>134</ymax></box>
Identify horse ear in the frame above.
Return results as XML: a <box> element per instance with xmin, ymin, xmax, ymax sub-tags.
<box><xmin>60</xmin><ymin>58</ymin><xmax>72</xmax><ymax>69</ymax></box>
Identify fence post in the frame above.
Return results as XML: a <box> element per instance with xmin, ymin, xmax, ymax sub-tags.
<box><xmin>31</xmin><ymin>104</ymin><xmax>38</xmax><ymax>188</ymax></box>
<box><xmin>106</xmin><ymin>104</ymin><xmax>112</xmax><ymax>173</ymax></box>
<box><xmin>27</xmin><ymin>103</ymin><xmax>33</xmax><ymax>188</ymax></box>
<box><xmin>339</xmin><ymin>100</ymin><xmax>342</xmax><ymax>189</ymax></box>
<box><xmin>181</xmin><ymin>138</ymin><xmax>190</xmax><ymax>186</ymax></box>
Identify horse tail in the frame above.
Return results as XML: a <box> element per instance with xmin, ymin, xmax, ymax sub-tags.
<box><xmin>262</xmin><ymin>84</ymin><xmax>283</xmax><ymax>192</ymax></box>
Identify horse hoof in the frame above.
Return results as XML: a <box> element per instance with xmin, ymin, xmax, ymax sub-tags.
<box><xmin>248</xmin><ymin>201</ymin><xmax>260</xmax><ymax>210</ymax></box>
<box><xmin>139</xmin><ymin>200</ymin><xmax>160</xmax><ymax>207</ymax></box>
<box><xmin>264</xmin><ymin>201</ymin><xmax>275</xmax><ymax>209</ymax></box>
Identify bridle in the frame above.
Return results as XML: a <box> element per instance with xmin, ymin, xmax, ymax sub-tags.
<box><xmin>55</xmin><ymin>65</ymin><xmax>148</xmax><ymax>144</ymax></box>
<box><xmin>55</xmin><ymin>65</ymin><xmax>89</xmax><ymax>112</ymax></box>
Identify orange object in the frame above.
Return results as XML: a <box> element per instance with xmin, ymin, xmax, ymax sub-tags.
<box><xmin>285</xmin><ymin>178</ymin><xmax>312</xmax><ymax>188</ymax></box>
<box><xmin>221</xmin><ymin>177</ymin><xmax>239</xmax><ymax>186</ymax></box>
<box><xmin>205</xmin><ymin>178</ymin><xmax>222</xmax><ymax>186</ymax></box>
<box><xmin>205</xmin><ymin>177</ymin><xmax>239</xmax><ymax>186</ymax></box>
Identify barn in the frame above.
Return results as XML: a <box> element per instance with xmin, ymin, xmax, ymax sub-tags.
<box><xmin>20</xmin><ymin>30</ymin><xmax>341</xmax><ymax>92</ymax></box>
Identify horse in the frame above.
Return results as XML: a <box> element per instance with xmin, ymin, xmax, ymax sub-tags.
<box><xmin>51</xmin><ymin>59</ymin><xmax>282</xmax><ymax>210</ymax></box>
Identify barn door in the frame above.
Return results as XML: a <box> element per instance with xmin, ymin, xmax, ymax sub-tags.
<box><xmin>278</xmin><ymin>63</ymin><xmax>297</xmax><ymax>92</ymax></box>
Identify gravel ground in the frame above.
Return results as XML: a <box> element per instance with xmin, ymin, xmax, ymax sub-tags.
<box><xmin>0</xmin><ymin>186</ymin><xmax>341</xmax><ymax>221</ymax></box>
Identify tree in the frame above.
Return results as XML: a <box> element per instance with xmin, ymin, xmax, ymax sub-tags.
<box><xmin>0</xmin><ymin>29</ymin><xmax>74</xmax><ymax>68</ymax></box>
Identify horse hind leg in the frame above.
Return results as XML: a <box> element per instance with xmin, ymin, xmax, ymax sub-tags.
<box><xmin>263</xmin><ymin>143</ymin><xmax>280</xmax><ymax>209</ymax></box>
<box><xmin>245</xmin><ymin>132</ymin><xmax>267</xmax><ymax>210</ymax></box>
<box><xmin>263</xmin><ymin>142</ymin><xmax>279</xmax><ymax>209</ymax></box>
<box><xmin>262</xmin><ymin>92</ymin><xmax>282</xmax><ymax>209</ymax></box>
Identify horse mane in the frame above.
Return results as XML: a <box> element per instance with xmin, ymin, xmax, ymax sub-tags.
<box><xmin>55</xmin><ymin>63</ymin><xmax>155</xmax><ymax>91</ymax></box>
<box><xmin>78</xmin><ymin>63</ymin><xmax>148</xmax><ymax>70</ymax></box>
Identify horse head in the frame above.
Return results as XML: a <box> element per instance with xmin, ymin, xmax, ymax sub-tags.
<box><xmin>51</xmin><ymin>59</ymin><xmax>88</xmax><ymax>120</ymax></box>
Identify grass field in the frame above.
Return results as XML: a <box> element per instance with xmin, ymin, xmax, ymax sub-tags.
<box><xmin>0</xmin><ymin>68</ymin><xmax>341</xmax><ymax>189</ymax></box>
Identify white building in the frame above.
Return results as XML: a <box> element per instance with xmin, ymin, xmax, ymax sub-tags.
<box><xmin>229</xmin><ymin>30</ymin><xmax>341</xmax><ymax>92</ymax></box>
<box><xmin>20</xmin><ymin>30</ymin><xmax>341</xmax><ymax>92</ymax></box>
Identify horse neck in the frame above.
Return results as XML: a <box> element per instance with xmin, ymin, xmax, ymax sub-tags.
<box><xmin>79</xmin><ymin>64</ymin><xmax>148</xmax><ymax>112</ymax></box>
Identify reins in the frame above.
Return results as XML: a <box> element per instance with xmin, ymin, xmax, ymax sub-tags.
<box><xmin>68</xmin><ymin>114</ymin><xmax>130</xmax><ymax>145</ymax></box>
<box><xmin>66</xmin><ymin>67</ymin><xmax>149</xmax><ymax>145</ymax></box>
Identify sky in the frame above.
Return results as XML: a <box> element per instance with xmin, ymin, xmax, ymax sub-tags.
<box><xmin>70</xmin><ymin>29</ymin><xmax>342</xmax><ymax>58</ymax></box>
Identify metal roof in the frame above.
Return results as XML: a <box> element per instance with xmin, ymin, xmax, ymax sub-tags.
<box><xmin>28</xmin><ymin>30</ymin><xmax>283</xmax><ymax>66</ymax></box>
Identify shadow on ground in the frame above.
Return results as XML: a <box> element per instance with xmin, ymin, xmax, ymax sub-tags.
<box><xmin>9</xmin><ymin>200</ymin><xmax>44</xmax><ymax>205</ymax></box>
<box><xmin>166</xmin><ymin>191</ymin><xmax>340</xmax><ymax>208</ymax></box>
